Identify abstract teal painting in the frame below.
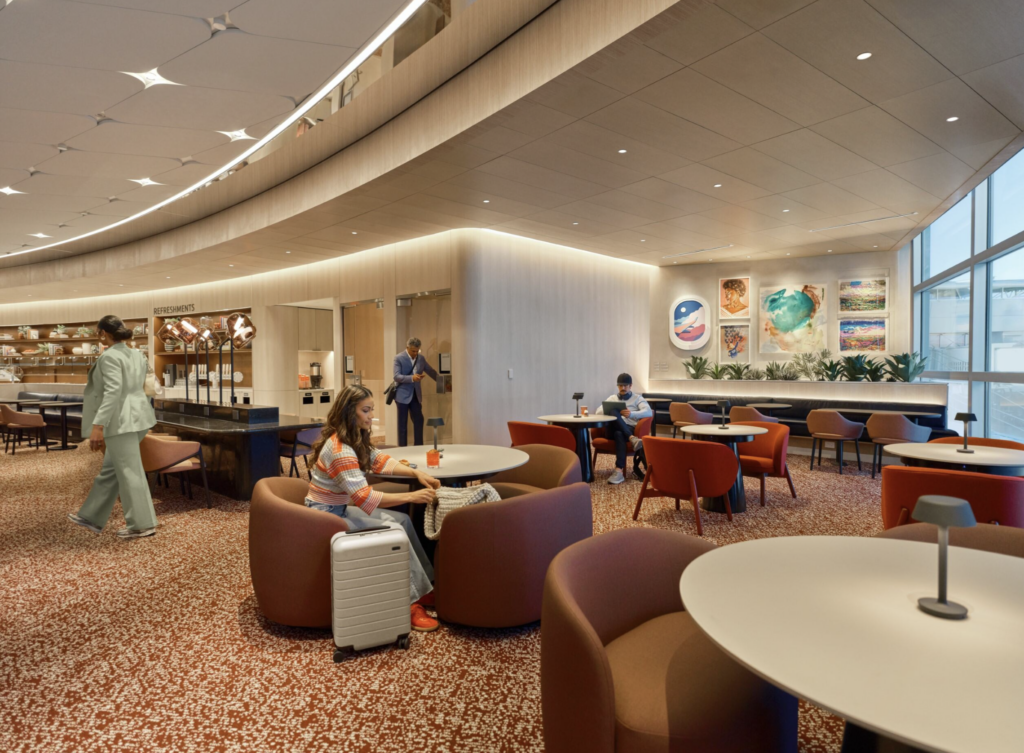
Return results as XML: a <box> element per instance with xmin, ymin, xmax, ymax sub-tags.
<box><xmin>759</xmin><ymin>284</ymin><xmax>826</xmax><ymax>354</ymax></box>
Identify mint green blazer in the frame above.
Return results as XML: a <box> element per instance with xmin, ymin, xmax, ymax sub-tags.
<box><xmin>81</xmin><ymin>343</ymin><xmax>157</xmax><ymax>437</ymax></box>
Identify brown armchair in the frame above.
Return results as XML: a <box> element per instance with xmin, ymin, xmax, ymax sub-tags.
<box><xmin>248</xmin><ymin>477</ymin><xmax>349</xmax><ymax>628</ymax></box>
<box><xmin>669</xmin><ymin>402</ymin><xmax>713</xmax><ymax>437</ymax></box>
<box><xmin>542</xmin><ymin>528</ymin><xmax>797</xmax><ymax>753</ymax></box>
<box><xmin>435</xmin><ymin>482</ymin><xmax>592</xmax><ymax>629</ymax></box>
<box><xmin>729</xmin><ymin>405</ymin><xmax>778</xmax><ymax>424</ymax></box>
<box><xmin>807</xmin><ymin>409</ymin><xmax>865</xmax><ymax>474</ymax></box>
<box><xmin>487</xmin><ymin>443</ymin><xmax>582</xmax><ymax>499</ymax></box>
<box><xmin>866</xmin><ymin>413</ymin><xmax>930</xmax><ymax>478</ymax></box>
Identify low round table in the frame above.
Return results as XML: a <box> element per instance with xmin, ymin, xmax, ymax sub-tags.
<box><xmin>383</xmin><ymin>444</ymin><xmax>528</xmax><ymax>486</ymax></box>
<box><xmin>680</xmin><ymin>424</ymin><xmax>768</xmax><ymax>513</ymax></box>
<box><xmin>643</xmin><ymin>397</ymin><xmax>672</xmax><ymax>436</ymax></box>
<box><xmin>884</xmin><ymin>442</ymin><xmax>1024</xmax><ymax>476</ymax></box>
<box><xmin>680</xmin><ymin>536</ymin><xmax>1024</xmax><ymax>753</ymax></box>
<box><xmin>538</xmin><ymin>414</ymin><xmax>615</xmax><ymax>483</ymax></box>
<box><xmin>746</xmin><ymin>402</ymin><xmax>791</xmax><ymax>416</ymax></box>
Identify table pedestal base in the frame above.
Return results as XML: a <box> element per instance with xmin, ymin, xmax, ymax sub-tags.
<box><xmin>841</xmin><ymin>722</ymin><xmax>926</xmax><ymax>753</ymax></box>
<box><xmin>695</xmin><ymin>435</ymin><xmax>748</xmax><ymax>514</ymax></box>
<box><xmin>569</xmin><ymin>426</ymin><xmax>596</xmax><ymax>483</ymax></box>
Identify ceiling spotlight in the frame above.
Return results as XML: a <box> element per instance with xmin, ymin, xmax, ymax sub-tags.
<box><xmin>782</xmin><ymin>209</ymin><xmax>791</xmax><ymax>213</ymax></box>
<box><xmin>129</xmin><ymin>178</ymin><xmax>162</xmax><ymax>187</ymax></box>
<box><xmin>572</xmin><ymin>222</ymin><xmax>579</xmax><ymax>225</ymax></box>
<box><xmin>827</xmin><ymin>249</ymin><xmax>833</xmax><ymax>253</ymax></box>
<box><xmin>618</xmin><ymin>149</ymin><xmax>627</xmax><ymax>154</ymax></box>
<box><xmin>119</xmin><ymin>284</ymin><xmax>124</xmax><ymax>287</ymax></box>
<box><xmin>640</xmin><ymin>239</ymin><xmax>645</xmax><ymax>242</ymax></box>
<box><xmin>873</xmin><ymin>245</ymin><xmax>878</xmax><ymax>248</ymax></box>
<box><xmin>121</xmin><ymin>68</ymin><xmax>182</xmax><ymax>89</ymax></box>
<box><xmin>351</xmin><ymin>231</ymin><xmax>358</xmax><ymax>235</ymax></box>
<box><xmin>786</xmin><ymin>252</ymin><xmax>791</xmax><ymax>256</ymax></box>
<box><xmin>482</xmin><ymin>200</ymin><xmax>490</xmax><ymax>203</ymax></box>
<box><xmin>713</xmin><ymin>183</ymin><xmax>722</xmax><ymax>188</ymax></box>
<box><xmin>746</xmin><ymin>255</ymin><xmax>751</xmax><ymax>258</ymax></box>
<box><xmin>28</xmin><ymin>232</ymin><xmax>50</xmax><ymax>238</ymax></box>
<box><xmin>946</xmin><ymin>116</ymin><xmax>959</xmax><ymax>122</ymax></box>
<box><xmin>285</xmin><ymin>250</ymin><xmax>291</xmax><ymax>254</ymax></box>
<box><xmin>0</xmin><ymin>186</ymin><xmax>24</xmax><ymax>195</ymax></box>
<box><xmin>856</xmin><ymin>52</ymin><xmax>872</xmax><ymax>60</ymax></box>
<box><xmin>229</xmin><ymin>264</ymin><xmax>234</xmax><ymax>267</ymax></box>
<box><xmin>165</xmin><ymin>276</ymin><xmax>171</xmax><ymax>279</ymax></box>
<box><xmin>708</xmin><ymin>258</ymin><xmax>713</xmax><ymax>261</ymax></box>
<box><xmin>218</xmin><ymin>128</ymin><xmax>255</xmax><ymax>142</ymax></box>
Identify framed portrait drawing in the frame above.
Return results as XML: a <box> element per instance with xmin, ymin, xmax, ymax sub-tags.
<box><xmin>719</xmin><ymin>277</ymin><xmax>750</xmax><ymax>319</ymax></box>
<box><xmin>669</xmin><ymin>295</ymin><xmax>710</xmax><ymax>351</ymax></box>
<box><xmin>720</xmin><ymin>324</ymin><xmax>750</xmax><ymax>364</ymax></box>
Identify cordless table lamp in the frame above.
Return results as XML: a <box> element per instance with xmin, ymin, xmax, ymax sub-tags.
<box><xmin>572</xmin><ymin>392</ymin><xmax>584</xmax><ymax>418</ymax></box>
<box><xmin>913</xmin><ymin>495</ymin><xmax>976</xmax><ymax>620</ymax></box>
<box><xmin>717</xmin><ymin>400</ymin><xmax>731</xmax><ymax>429</ymax></box>
<box><xmin>955</xmin><ymin>412</ymin><xmax>977</xmax><ymax>454</ymax></box>
<box><xmin>427</xmin><ymin>417</ymin><xmax>444</xmax><ymax>452</ymax></box>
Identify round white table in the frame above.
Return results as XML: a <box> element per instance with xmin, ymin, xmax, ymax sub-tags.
<box><xmin>383</xmin><ymin>444</ymin><xmax>528</xmax><ymax>486</ymax></box>
<box><xmin>680</xmin><ymin>424</ymin><xmax>768</xmax><ymax>513</ymax></box>
<box><xmin>539</xmin><ymin>414</ymin><xmax>615</xmax><ymax>482</ymax></box>
<box><xmin>884</xmin><ymin>442</ymin><xmax>1024</xmax><ymax>476</ymax></box>
<box><xmin>679</xmin><ymin>536</ymin><xmax>1024</xmax><ymax>753</ymax></box>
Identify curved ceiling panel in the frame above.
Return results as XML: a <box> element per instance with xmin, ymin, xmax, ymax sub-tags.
<box><xmin>63</xmin><ymin>0</ymin><xmax>243</xmax><ymax>16</ymax></box>
<box><xmin>0</xmin><ymin>60</ymin><xmax>142</xmax><ymax>115</ymax></box>
<box><xmin>103</xmin><ymin>85</ymin><xmax>296</xmax><ymax>132</ymax></box>
<box><xmin>0</xmin><ymin>109</ymin><xmax>96</xmax><ymax>146</ymax></box>
<box><xmin>231</xmin><ymin>0</ymin><xmax>409</xmax><ymax>48</ymax></box>
<box><xmin>66</xmin><ymin>123</ymin><xmax>228</xmax><ymax>160</ymax></box>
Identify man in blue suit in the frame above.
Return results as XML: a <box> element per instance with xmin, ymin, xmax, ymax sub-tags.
<box><xmin>393</xmin><ymin>337</ymin><xmax>438</xmax><ymax>446</ymax></box>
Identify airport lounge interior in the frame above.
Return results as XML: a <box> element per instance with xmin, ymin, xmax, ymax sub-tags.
<box><xmin>2</xmin><ymin>1</ymin><xmax>1023</xmax><ymax>751</ymax></box>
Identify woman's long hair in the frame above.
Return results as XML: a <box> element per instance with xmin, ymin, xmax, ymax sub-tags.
<box><xmin>311</xmin><ymin>384</ymin><xmax>375</xmax><ymax>472</ymax></box>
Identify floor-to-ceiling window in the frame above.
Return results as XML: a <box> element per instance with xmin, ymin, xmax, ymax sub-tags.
<box><xmin>913</xmin><ymin>154</ymin><xmax>1024</xmax><ymax>441</ymax></box>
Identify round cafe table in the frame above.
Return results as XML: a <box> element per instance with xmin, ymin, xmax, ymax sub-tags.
<box><xmin>884</xmin><ymin>442</ymin><xmax>1024</xmax><ymax>477</ymax></box>
<box><xmin>680</xmin><ymin>536</ymin><xmax>1024</xmax><ymax>753</ymax></box>
<box><xmin>538</xmin><ymin>414</ymin><xmax>615</xmax><ymax>483</ymax></box>
<box><xmin>679</xmin><ymin>424</ymin><xmax>767</xmax><ymax>513</ymax></box>
<box><xmin>382</xmin><ymin>444</ymin><xmax>528</xmax><ymax>486</ymax></box>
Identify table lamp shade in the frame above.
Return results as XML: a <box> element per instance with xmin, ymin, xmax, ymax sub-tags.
<box><xmin>955</xmin><ymin>412</ymin><xmax>977</xmax><ymax>423</ymax></box>
<box><xmin>912</xmin><ymin>495</ymin><xmax>977</xmax><ymax>529</ymax></box>
<box><xmin>427</xmin><ymin>417</ymin><xmax>445</xmax><ymax>428</ymax></box>
<box><xmin>572</xmin><ymin>392</ymin><xmax>584</xmax><ymax>400</ymax></box>
<box><xmin>226</xmin><ymin>313</ymin><xmax>257</xmax><ymax>349</ymax></box>
<box><xmin>717</xmin><ymin>400</ymin><xmax>731</xmax><ymax>410</ymax></box>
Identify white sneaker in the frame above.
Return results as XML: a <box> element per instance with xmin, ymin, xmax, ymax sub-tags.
<box><xmin>67</xmin><ymin>513</ymin><xmax>102</xmax><ymax>534</ymax></box>
<box><xmin>116</xmin><ymin>527</ymin><xmax>156</xmax><ymax>539</ymax></box>
<box><xmin>629</xmin><ymin>436</ymin><xmax>643</xmax><ymax>451</ymax></box>
<box><xmin>607</xmin><ymin>469</ymin><xmax>625</xmax><ymax>485</ymax></box>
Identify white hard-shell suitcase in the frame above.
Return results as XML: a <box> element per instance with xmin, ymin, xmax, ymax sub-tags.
<box><xmin>330</xmin><ymin>526</ymin><xmax>412</xmax><ymax>662</ymax></box>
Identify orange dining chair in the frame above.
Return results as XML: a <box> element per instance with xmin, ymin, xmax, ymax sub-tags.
<box><xmin>730</xmin><ymin>405</ymin><xmax>778</xmax><ymax>424</ymax></box>
<box><xmin>634</xmin><ymin>437</ymin><xmax>738</xmax><ymax>535</ymax></box>
<box><xmin>140</xmin><ymin>435</ymin><xmax>212</xmax><ymax>508</ymax></box>
<box><xmin>507</xmin><ymin>421</ymin><xmax>576</xmax><ymax>452</ymax></box>
<box><xmin>591</xmin><ymin>417</ymin><xmax>652</xmax><ymax>470</ymax></box>
<box><xmin>880</xmin><ymin>465</ymin><xmax>1024</xmax><ymax>529</ymax></box>
<box><xmin>734</xmin><ymin>421</ymin><xmax>796</xmax><ymax>506</ymax></box>
<box><xmin>807</xmin><ymin>409</ymin><xmax>865</xmax><ymax>474</ymax></box>
<box><xmin>668</xmin><ymin>402</ymin><xmax>713</xmax><ymax>438</ymax></box>
<box><xmin>929</xmin><ymin>436</ymin><xmax>1024</xmax><ymax>451</ymax></box>
<box><xmin>280</xmin><ymin>427</ymin><xmax>321</xmax><ymax>479</ymax></box>
<box><xmin>866</xmin><ymin>414</ymin><xmax>930</xmax><ymax>478</ymax></box>
<box><xmin>1</xmin><ymin>404</ymin><xmax>47</xmax><ymax>454</ymax></box>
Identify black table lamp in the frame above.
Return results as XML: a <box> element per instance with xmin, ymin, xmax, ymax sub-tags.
<box><xmin>427</xmin><ymin>417</ymin><xmax>444</xmax><ymax>452</ymax></box>
<box><xmin>572</xmin><ymin>392</ymin><xmax>584</xmax><ymax>418</ymax></box>
<box><xmin>717</xmin><ymin>400</ymin><xmax>730</xmax><ymax>429</ymax></box>
<box><xmin>913</xmin><ymin>495</ymin><xmax>976</xmax><ymax>620</ymax></box>
<box><xmin>955</xmin><ymin>412</ymin><xmax>977</xmax><ymax>454</ymax></box>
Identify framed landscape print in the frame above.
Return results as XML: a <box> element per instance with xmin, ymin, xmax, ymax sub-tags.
<box><xmin>720</xmin><ymin>324</ymin><xmax>750</xmax><ymax>364</ymax></box>
<box><xmin>759</xmin><ymin>283</ymin><xmax>826</xmax><ymax>354</ymax></box>
<box><xmin>839</xmin><ymin>317</ymin><xmax>888</xmax><ymax>352</ymax></box>
<box><xmin>669</xmin><ymin>295</ymin><xmax>710</xmax><ymax>351</ymax></box>
<box><xmin>719</xmin><ymin>277</ymin><xmax>750</xmax><ymax>319</ymax></box>
<box><xmin>839</xmin><ymin>278</ymin><xmax>888</xmax><ymax>314</ymax></box>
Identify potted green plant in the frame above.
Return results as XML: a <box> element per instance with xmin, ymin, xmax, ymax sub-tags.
<box><xmin>884</xmin><ymin>352</ymin><xmax>927</xmax><ymax>383</ymax></box>
<box><xmin>764</xmin><ymin>361</ymin><xmax>798</xmax><ymax>380</ymax></box>
<box><xmin>820</xmin><ymin>359</ymin><xmax>843</xmax><ymax>381</ymax></box>
<box><xmin>683</xmin><ymin>355</ymin><xmax>712</xmax><ymax>379</ymax></box>
<box><xmin>75</xmin><ymin>326</ymin><xmax>93</xmax><ymax>338</ymax></box>
<box><xmin>708</xmin><ymin>362</ymin><xmax>727</xmax><ymax>380</ymax></box>
<box><xmin>840</xmin><ymin>355</ymin><xmax>871</xmax><ymax>382</ymax></box>
<box><xmin>747</xmin><ymin>367</ymin><xmax>766</xmax><ymax>381</ymax></box>
<box><xmin>724</xmin><ymin>363</ymin><xmax>751</xmax><ymax>380</ymax></box>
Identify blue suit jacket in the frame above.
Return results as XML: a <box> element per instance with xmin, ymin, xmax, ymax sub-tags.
<box><xmin>393</xmin><ymin>351</ymin><xmax>438</xmax><ymax>405</ymax></box>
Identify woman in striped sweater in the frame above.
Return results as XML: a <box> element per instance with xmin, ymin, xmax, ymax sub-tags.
<box><xmin>305</xmin><ymin>384</ymin><xmax>441</xmax><ymax>632</ymax></box>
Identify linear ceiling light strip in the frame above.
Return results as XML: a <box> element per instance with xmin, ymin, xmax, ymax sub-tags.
<box><xmin>662</xmin><ymin>244</ymin><xmax>733</xmax><ymax>260</ymax></box>
<box><xmin>4</xmin><ymin>0</ymin><xmax>430</xmax><ymax>260</ymax></box>
<box><xmin>808</xmin><ymin>212</ymin><xmax>918</xmax><ymax>233</ymax></box>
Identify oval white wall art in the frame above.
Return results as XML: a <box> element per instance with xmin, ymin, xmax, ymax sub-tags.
<box><xmin>669</xmin><ymin>295</ymin><xmax>710</xmax><ymax>351</ymax></box>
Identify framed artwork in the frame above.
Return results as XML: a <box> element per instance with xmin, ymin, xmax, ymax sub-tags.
<box><xmin>719</xmin><ymin>277</ymin><xmax>750</xmax><ymax>319</ymax></box>
<box><xmin>839</xmin><ymin>317</ymin><xmax>888</xmax><ymax>352</ymax></box>
<box><xmin>759</xmin><ymin>283</ymin><xmax>827</xmax><ymax>354</ymax></box>
<box><xmin>720</xmin><ymin>324</ymin><xmax>750</xmax><ymax>364</ymax></box>
<box><xmin>669</xmin><ymin>294</ymin><xmax>710</xmax><ymax>351</ymax></box>
<box><xmin>839</xmin><ymin>278</ymin><xmax>888</xmax><ymax>314</ymax></box>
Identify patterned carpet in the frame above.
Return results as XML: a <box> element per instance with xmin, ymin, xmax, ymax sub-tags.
<box><xmin>0</xmin><ymin>440</ymin><xmax>883</xmax><ymax>753</ymax></box>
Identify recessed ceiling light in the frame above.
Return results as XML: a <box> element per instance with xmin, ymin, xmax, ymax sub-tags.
<box><xmin>218</xmin><ymin>128</ymin><xmax>255</xmax><ymax>142</ymax></box>
<box><xmin>713</xmin><ymin>183</ymin><xmax>722</xmax><ymax>188</ymax></box>
<box><xmin>946</xmin><ymin>116</ymin><xmax>959</xmax><ymax>122</ymax></box>
<box><xmin>856</xmin><ymin>52</ymin><xmax>872</xmax><ymax>60</ymax></box>
<box><xmin>782</xmin><ymin>209</ymin><xmax>790</xmax><ymax>213</ymax></box>
<box><xmin>786</xmin><ymin>253</ymin><xmax>791</xmax><ymax>256</ymax></box>
<box><xmin>746</xmin><ymin>255</ymin><xmax>751</xmax><ymax>259</ymax></box>
<box><xmin>673</xmin><ymin>261</ymin><xmax>678</xmax><ymax>264</ymax></box>
<box><xmin>129</xmin><ymin>177</ymin><xmax>162</xmax><ymax>187</ymax></box>
<box><xmin>121</xmin><ymin>68</ymin><xmax>182</xmax><ymax>89</ymax></box>
<box><xmin>572</xmin><ymin>222</ymin><xmax>579</xmax><ymax>225</ymax></box>
<box><xmin>708</xmin><ymin>258</ymin><xmax>713</xmax><ymax>261</ymax></box>
<box><xmin>229</xmin><ymin>264</ymin><xmax>234</xmax><ymax>267</ymax></box>
<box><xmin>0</xmin><ymin>186</ymin><xmax>24</xmax><ymax>195</ymax></box>
<box><xmin>618</xmin><ymin>149</ymin><xmax>627</xmax><ymax>154</ymax></box>
<box><xmin>640</xmin><ymin>239</ymin><xmax>645</xmax><ymax>242</ymax></box>
<box><xmin>27</xmin><ymin>294</ymin><xmax>32</xmax><ymax>297</ymax></box>
<box><xmin>827</xmin><ymin>249</ymin><xmax>833</xmax><ymax>253</ymax></box>
<box><xmin>482</xmin><ymin>200</ymin><xmax>490</xmax><ymax>203</ymax></box>
<box><xmin>28</xmin><ymin>232</ymin><xmax>50</xmax><ymax>238</ymax></box>
<box><xmin>285</xmin><ymin>250</ymin><xmax>291</xmax><ymax>254</ymax></box>
<box><xmin>119</xmin><ymin>284</ymin><xmax>124</xmax><ymax>287</ymax></box>
<box><xmin>873</xmin><ymin>245</ymin><xmax>878</xmax><ymax>248</ymax></box>
<box><xmin>165</xmin><ymin>276</ymin><xmax>171</xmax><ymax>279</ymax></box>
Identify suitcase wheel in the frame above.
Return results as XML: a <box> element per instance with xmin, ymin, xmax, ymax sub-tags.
<box><xmin>398</xmin><ymin>634</ymin><xmax>411</xmax><ymax>650</ymax></box>
<box><xmin>333</xmin><ymin>647</ymin><xmax>354</xmax><ymax>663</ymax></box>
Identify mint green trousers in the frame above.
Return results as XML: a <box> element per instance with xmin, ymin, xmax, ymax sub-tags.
<box><xmin>77</xmin><ymin>429</ymin><xmax>157</xmax><ymax>531</ymax></box>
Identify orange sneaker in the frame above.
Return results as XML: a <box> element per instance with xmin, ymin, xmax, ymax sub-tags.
<box><xmin>410</xmin><ymin>604</ymin><xmax>439</xmax><ymax>632</ymax></box>
<box><xmin>415</xmin><ymin>591</ymin><xmax>435</xmax><ymax>608</ymax></box>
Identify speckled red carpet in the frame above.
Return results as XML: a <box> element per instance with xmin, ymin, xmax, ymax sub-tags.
<box><xmin>0</xmin><ymin>440</ymin><xmax>882</xmax><ymax>752</ymax></box>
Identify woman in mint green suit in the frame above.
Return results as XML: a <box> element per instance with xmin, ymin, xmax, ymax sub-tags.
<box><xmin>68</xmin><ymin>315</ymin><xmax>159</xmax><ymax>539</ymax></box>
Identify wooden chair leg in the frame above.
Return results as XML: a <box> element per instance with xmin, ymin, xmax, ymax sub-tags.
<box><xmin>632</xmin><ymin>465</ymin><xmax>652</xmax><ymax>521</ymax></box>
<box><xmin>760</xmin><ymin>474</ymin><xmax>766</xmax><ymax>506</ymax></box>
<box><xmin>687</xmin><ymin>468</ymin><xmax>703</xmax><ymax>536</ymax></box>
<box><xmin>784</xmin><ymin>465</ymin><xmax>797</xmax><ymax>498</ymax></box>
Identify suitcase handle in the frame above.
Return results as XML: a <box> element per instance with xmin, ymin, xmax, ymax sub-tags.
<box><xmin>343</xmin><ymin>525</ymin><xmax>392</xmax><ymax>535</ymax></box>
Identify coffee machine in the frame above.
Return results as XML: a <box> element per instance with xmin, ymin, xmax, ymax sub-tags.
<box><xmin>309</xmin><ymin>362</ymin><xmax>322</xmax><ymax>389</ymax></box>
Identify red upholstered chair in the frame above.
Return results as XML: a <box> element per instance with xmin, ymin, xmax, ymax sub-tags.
<box><xmin>591</xmin><ymin>416</ymin><xmax>652</xmax><ymax>469</ymax></box>
<box><xmin>669</xmin><ymin>402</ymin><xmax>713</xmax><ymax>437</ymax></box>
<box><xmin>929</xmin><ymin>436</ymin><xmax>1024</xmax><ymax>451</ymax></box>
<box><xmin>634</xmin><ymin>437</ymin><xmax>738</xmax><ymax>534</ymax></box>
<box><xmin>865</xmin><ymin>414</ymin><xmax>930</xmax><ymax>478</ymax></box>
<box><xmin>734</xmin><ymin>421</ymin><xmax>796</xmax><ymax>507</ymax></box>
<box><xmin>507</xmin><ymin>421</ymin><xmax>576</xmax><ymax>452</ymax></box>
<box><xmin>541</xmin><ymin>528</ymin><xmax>798</xmax><ymax>753</ymax></box>
<box><xmin>807</xmin><ymin>409</ymin><xmax>865</xmax><ymax>474</ymax></box>
<box><xmin>877</xmin><ymin>521</ymin><xmax>1024</xmax><ymax>558</ymax></box>
<box><xmin>880</xmin><ymin>465</ymin><xmax>1024</xmax><ymax>529</ymax></box>
<box><xmin>730</xmin><ymin>405</ymin><xmax>778</xmax><ymax>424</ymax></box>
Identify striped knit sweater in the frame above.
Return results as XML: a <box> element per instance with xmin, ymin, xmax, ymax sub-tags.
<box><xmin>305</xmin><ymin>435</ymin><xmax>400</xmax><ymax>515</ymax></box>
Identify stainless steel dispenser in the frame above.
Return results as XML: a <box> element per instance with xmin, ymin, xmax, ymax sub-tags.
<box><xmin>309</xmin><ymin>361</ymin><xmax>322</xmax><ymax>389</ymax></box>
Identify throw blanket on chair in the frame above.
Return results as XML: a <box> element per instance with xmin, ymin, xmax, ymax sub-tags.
<box><xmin>423</xmin><ymin>483</ymin><xmax>501</xmax><ymax>540</ymax></box>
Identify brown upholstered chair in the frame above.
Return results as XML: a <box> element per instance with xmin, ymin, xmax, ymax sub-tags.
<box><xmin>730</xmin><ymin>405</ymin><xmax>778</xmax><ymax>424</ymax></box>
<box><xmin>541</xmin><ymin>528</ymin><xmax>798</xmax><ymax>753</ymax></box>
<box><xmin>1</xmin><ymin>404</ymin><xmax>47</xmax><ymax>454</ymax></box>
<box><xmin>807</xmin><ymin>409</ymin><xmax>865</xmax><ymax>474</ymax></box>
<box><xmin>591</xmin><ymin>416</ymin><xmax>652</xmax><ymax>468</ymax></box>
<box><xmin>865</xmin><ymin>414</ymin><xmax>930</xmax><ymax>478</ymax></box>
<box><xmin>669</xmin><ymin>402</ymin><xmax>713</xmax><ymax>437</ymax></box>
<box><xmin>140</xmin><ymin>435</ymin><xmax>212</xmax><ymax>508</ymax></box>
<box><xmin>248</xmin><ymin>476</ymin><xmax>349</xmax><ymax>628</ymax></box>
<box><xmin>877</xmin><ymin>521</ymin><xmax>1024</xmax><ymax>558</ymax></box>
<box><xmin>435</xmin><ymin>482</ymin><xmax>592</xmax><ymax>628</ymax></box>
<box><xmin>487</xmin><ymin>443</ymin><xmax>582</xmax><ymax>499</ymax></box>
<box><xmin>508</xmin><ymin>421</ymin><xmax>576</xmax><ymax>452</ymax></box>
